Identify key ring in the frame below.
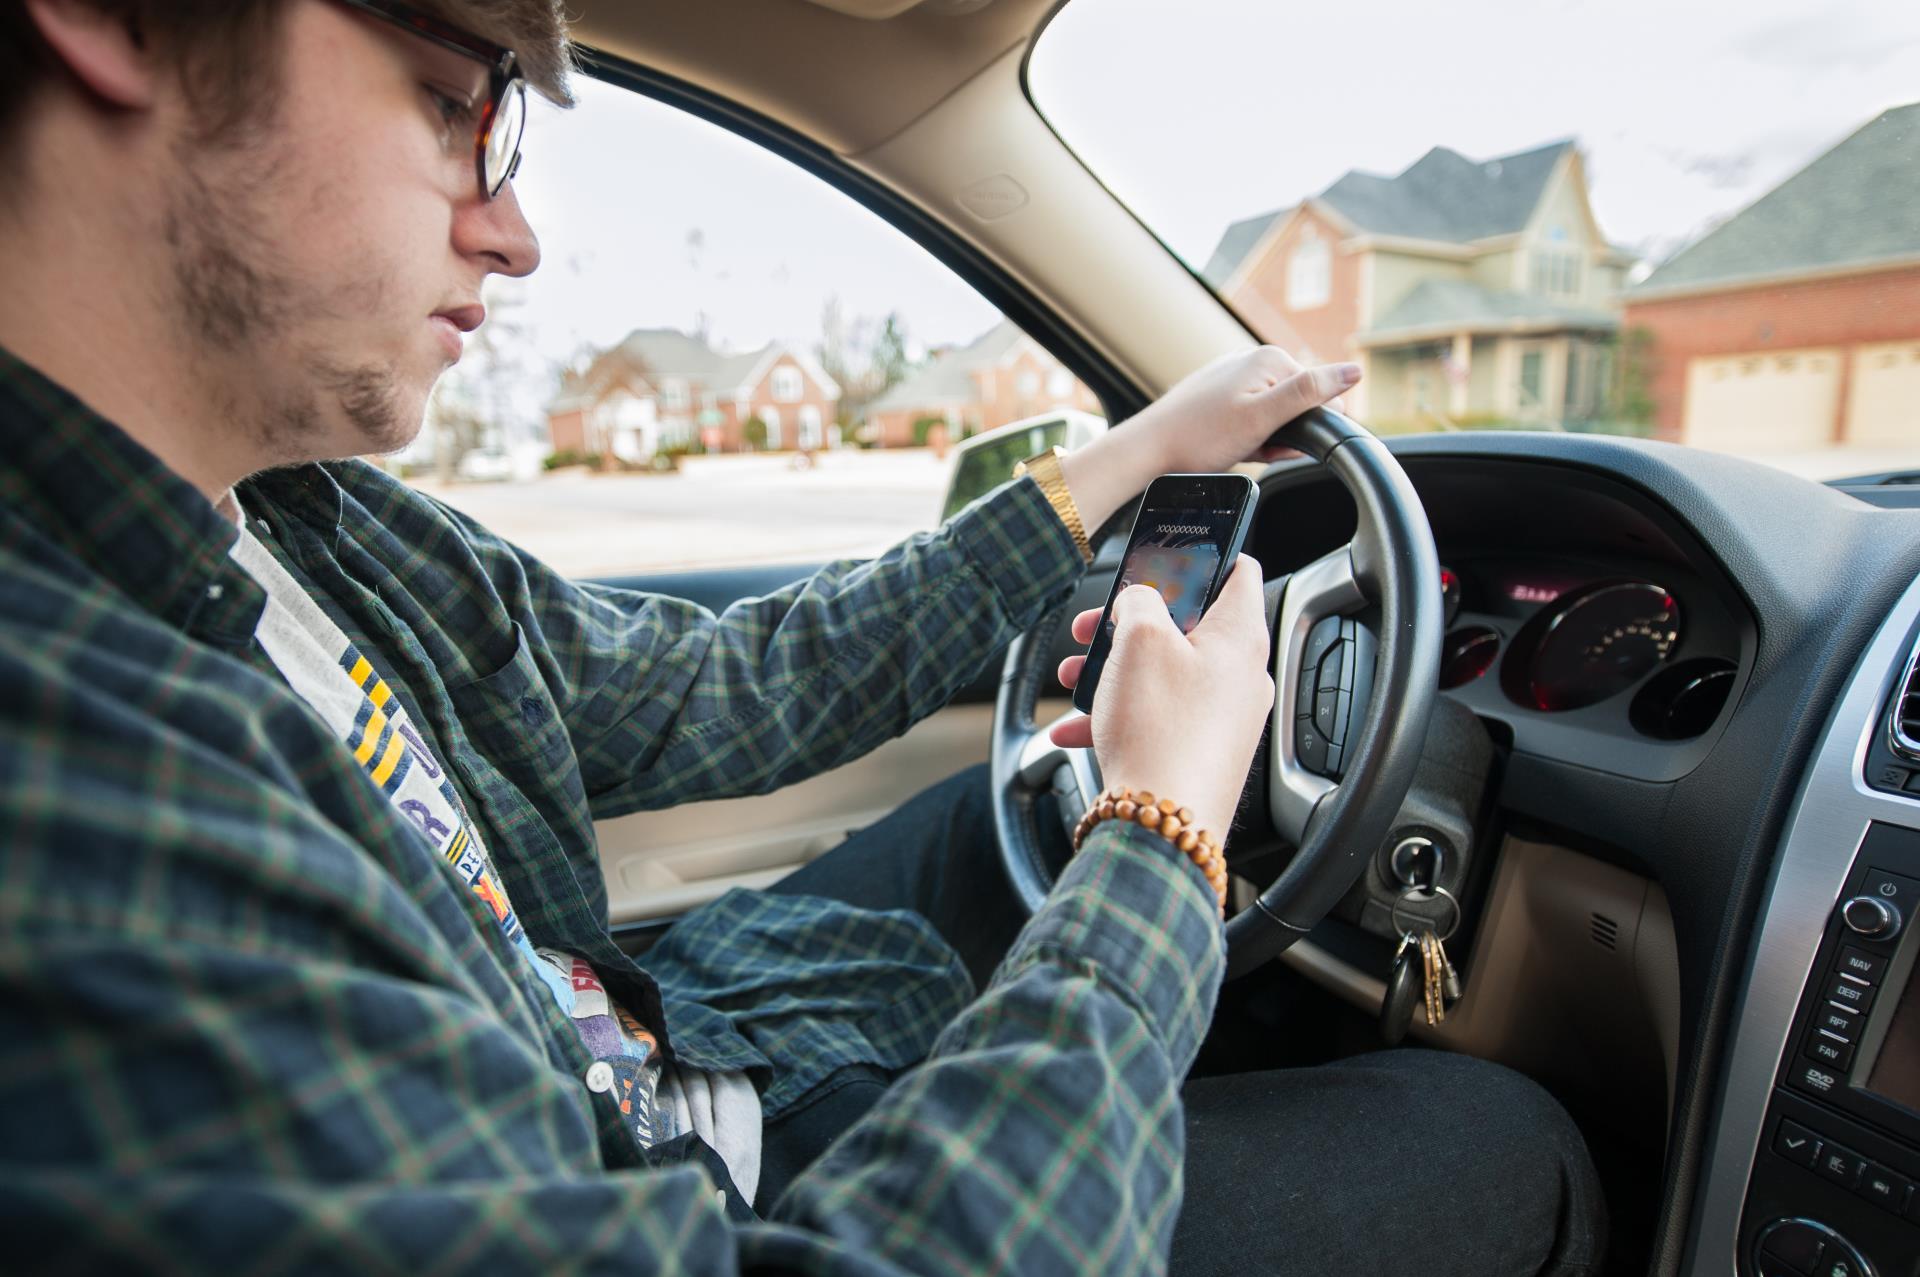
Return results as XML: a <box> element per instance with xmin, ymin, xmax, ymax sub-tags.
<box><xmin>1390</xmin><ymin>885</ymin><xmax>1462</xmax><ymax>944</ymax></box>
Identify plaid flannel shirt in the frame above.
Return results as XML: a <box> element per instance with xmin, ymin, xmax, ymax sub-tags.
<box><xmin>0</xmin><ymin>345</ymin><xmax>1226</xmax><ymax>1275</ymax></box>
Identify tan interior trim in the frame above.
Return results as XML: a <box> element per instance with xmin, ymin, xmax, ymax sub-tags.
<box><xmin>599</xmin><ymin>698</ymin><xmax>1073</xmax><ymax>922</ymax></box>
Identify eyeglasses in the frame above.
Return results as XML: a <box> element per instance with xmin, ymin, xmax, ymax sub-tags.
<box><xmin>333</xmin><ymin>0</ymin><xmax>528</xmax><ymax>200</ymax></box>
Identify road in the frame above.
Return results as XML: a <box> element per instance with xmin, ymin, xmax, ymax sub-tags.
<box><xmin>414</xmin><ymin>449</ymin><xmax>952</xmax><ymax>579</ymax></box>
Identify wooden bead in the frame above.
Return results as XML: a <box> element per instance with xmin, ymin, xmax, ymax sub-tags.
<box><xmin>1116</xmin><ymin>800</ymin><xmax>1136</xmax><ymax>820</ymax></box>
<box><xmin>1159</xmin><ymin>818</ymin><xmax>1181</xmax><ymax>841</ymax></box>
<box><xmin>1157</xmin><ymin>798</ymin><xmax>1176</xmax><ymax>815</ymax></box>
<box><xmin>1097</xmin><ymin>801</ymin><xmax>1115</xmax><ymax>820</ymax></box>
<box><xmin>1135</xmin><ymin>790</ymin><xmax>1154</xmax><ymax>808</ymax></box>
<box><xmin>1176</xmin><ymin>807</ymin><xmax>1194</xmax><ymax>825</ymax></box>
<box><xmin>1138</xmin><ymin>806</ymin><xmax>1161</xmax><ymax>831</ymax></box>
<box><xmin>1174</xmin><ymin>829</ymin><xmax>1199</xmax><ymax>853</ymax></box>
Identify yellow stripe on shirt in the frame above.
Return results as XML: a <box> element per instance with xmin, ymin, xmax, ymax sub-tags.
<box><xmin>370</xmin><ymin>729</ymin><xmax>407</xmax><ymax>786</ymax></box>
<box><xmin>353</xmin><ymin>707</ymin><xmax>388</xmax><ymax>765</ymax></box>
<box><xmin>348</xmin><ymin>656</ymin><xmax>374</xmax><ymax>688</ymax></box>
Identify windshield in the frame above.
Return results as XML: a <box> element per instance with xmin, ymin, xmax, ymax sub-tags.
<box><xmin>1029</xmin><ymin>0</ymin><xmax>1920</xmax><ymax>480</ymax></box>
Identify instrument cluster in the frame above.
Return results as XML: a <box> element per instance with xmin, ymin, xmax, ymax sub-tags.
<box><xmin>1436</xmin><ymin>561</ymin><xmax>1739</xmax><ymax>741</ymax></box>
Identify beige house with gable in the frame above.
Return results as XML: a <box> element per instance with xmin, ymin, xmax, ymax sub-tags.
<box><xmin>1202</xmin><ymin>140</ymin><xmax>1637</xmax><ymax>430</ymax></box>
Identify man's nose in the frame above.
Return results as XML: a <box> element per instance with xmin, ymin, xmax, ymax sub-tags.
<box><xmin>455</xmin><ymin>179</ymin><xmax>541</xmax><ymax>278</ymax></box>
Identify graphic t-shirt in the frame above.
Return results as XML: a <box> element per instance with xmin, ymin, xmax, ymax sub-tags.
<box><xmin>227</xmin><ymin>512</ymin><xmax>760</xmax><ymax>1200</ymax></box>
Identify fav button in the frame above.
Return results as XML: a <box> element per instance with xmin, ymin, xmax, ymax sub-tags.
<box><xmin>585</xmin><ymin>1061</ymin><xmax>615</xmax><ymax>1094</ymax></box>
<box><xmin>1804</xmin><ymin>1033</ymin><xmax>1854</xmax><ymax>1071</ymax></box>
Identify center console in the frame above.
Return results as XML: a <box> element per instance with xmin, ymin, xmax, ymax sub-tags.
<box><xmin>1689</xmin><ymin>581</ymin><xmax>1920</xmax><ymax>1277</ymax></box>
<box><xmin>1740</xmin><ymin>823</ymin><xmax>1920</xmax><ymax>1275</ymax></box>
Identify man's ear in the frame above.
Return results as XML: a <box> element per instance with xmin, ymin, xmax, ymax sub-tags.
<box><xmin>23</xmin><ymin>0</ymin><xmax>159</xmax><ymax>110</ymax></box>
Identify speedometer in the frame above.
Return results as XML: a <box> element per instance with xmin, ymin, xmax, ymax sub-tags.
<box><xmin>1501</xmin><ymin>580</ymin><xmax>1682</xmax><ymax>712</ymax></box>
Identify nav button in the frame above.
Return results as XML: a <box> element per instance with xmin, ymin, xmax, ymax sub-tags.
<box><xmin>1772</xmin><ymin>1119</ymin><xmax>1821</xmax><ymax>1168</ymax></box>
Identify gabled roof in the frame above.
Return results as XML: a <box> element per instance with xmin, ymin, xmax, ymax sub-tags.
<box><xmin>578</xmin><ymin>328</ymin><xmax>838</xmax><ymax>400</ymax></box>
<box><xmin>1358</xmin><ymin>278</ymin><xmax>1617</xmax><ymax>347</ymax></box>
<box><xmin>1200</xmin><ymin>140</ymin><xmax>1576</xmax><ymax>286</ymax></box>
<box><xmin>1633</xmin><ymin>101</ymin><xmax>1920</xmax><ymax>296</ymax></box>
<box><xmin>866</xmin><ymin>321</ymin><xmax>1026</xmax><ymax>413</ymax></box>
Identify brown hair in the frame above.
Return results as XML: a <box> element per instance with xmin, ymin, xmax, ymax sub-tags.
<box><xmin>0</xmin><ymin>0</ymin><xmax>574</xmax><ymax>147</ymax></box>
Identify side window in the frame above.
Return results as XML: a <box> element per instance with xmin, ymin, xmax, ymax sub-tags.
<box><xmin>393</xmin><ymin>77</ymin><xmax>1104</xmax><ymax>578</ymax></box>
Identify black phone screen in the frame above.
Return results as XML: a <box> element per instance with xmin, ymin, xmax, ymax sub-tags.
<box><xmin>1073</xmin><ymin>475</ymin><xmax>1256</xmax><ymax>714</ymax></box>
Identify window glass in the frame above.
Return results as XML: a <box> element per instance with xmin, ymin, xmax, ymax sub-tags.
<box><xmin>1030</xmin><ymin>0</ymin><xmax>1920</xmax><ymax>478</ymax></box>
<box><xmin>389</xmin><ymin>77</ymin><xmax>1102</xmax><ymax>577</ymax></box>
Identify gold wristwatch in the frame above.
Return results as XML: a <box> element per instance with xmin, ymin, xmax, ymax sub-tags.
<box><xmin>1012</xmin><ymin>444</ymin><xmax>1093</xmax><ymax>564</ymax></box>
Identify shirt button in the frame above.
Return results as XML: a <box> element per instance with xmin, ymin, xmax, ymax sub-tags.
<box><xmin>206</xmin><ymin>583</ymin><xmax>224</xmax><ymax>601</ymax></box>
<box><xmin>585</xmin><ymin>1061</ymin><xmax>615</xmax><ymax>1094</ymax></box>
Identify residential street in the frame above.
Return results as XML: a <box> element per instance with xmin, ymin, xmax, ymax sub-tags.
<box><xmin>413</xmin><ymin>449</ymin><xmax>952</xmax><ymax>579</ymax></box>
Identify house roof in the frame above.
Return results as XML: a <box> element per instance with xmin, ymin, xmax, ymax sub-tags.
<box><xmin>562</xmin><ymin>327</ymin><xmax>839</xmax><ymax>405</ymax></box>
<box><xmin>1633</xmin><ymin>101</ymin><xmax>1920</xmax><ymax>296</ymax></box>
<box><xmin>1358</xmin><ymin>278</ymin><xmax>1618</xmax><ymax>347</ymax></box>
<box><xmin>865</xmin><ymin>321</ymin><xmax>1026</xmax><ymax>414</ymax></box>
<box><xmin>1200</xmin><ymin>140</ymin><xmax>1577</xmax><ymax>286</ymax></box>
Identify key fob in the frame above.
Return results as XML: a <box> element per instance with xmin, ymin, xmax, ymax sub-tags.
<box><xmin>1380</xmin><ymin>950</ymin><xmax>1421</xmax><ymax>1046</ymax></box>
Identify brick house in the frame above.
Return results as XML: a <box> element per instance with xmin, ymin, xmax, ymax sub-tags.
<box><xmin>1622</xmin><ymin>102</ymin><xmax>1920</xmax><ymax>452</ymax></box>
<box><xmin>546</xmin><ymin>328</ymin><xmax>841</xmax><ymax>460</ymax></box>
<box><xmin>861</xmin><ymin>321</ymin><xmax>1101</xmax><ymax>448</ymax></box>
<box><xmin>1201</xmin><ymin>140</ymin><xmax>1637</xmax><ymax>430</ymax></box>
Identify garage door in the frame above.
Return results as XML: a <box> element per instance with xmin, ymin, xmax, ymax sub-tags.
<box><xmin>1846</xmin><ymin>342</ymin><xmax>1920</xmax><ymax>446</ymax></box>
<box><xmin>1683</xmin><ymin>348</ymin><xmax>1841</xmax><ymax>452</ymax></box>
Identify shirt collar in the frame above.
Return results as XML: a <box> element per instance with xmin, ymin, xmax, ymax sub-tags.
<box><xmin>0</xmin><ymin>344</ymin><xmax>266</xmax><ymax>645</ymax></box>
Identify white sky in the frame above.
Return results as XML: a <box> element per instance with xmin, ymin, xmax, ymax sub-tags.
<box><xmin>486</xmin><ymin>0</ymin><xmax>1920</xmax><ymax>395</ymax></box>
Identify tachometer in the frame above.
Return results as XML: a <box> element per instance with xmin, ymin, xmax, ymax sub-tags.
<box><xmin>1501</xmin><ymin>580</ymin><xmax>1681</xmax><ymax>712</ymax></box>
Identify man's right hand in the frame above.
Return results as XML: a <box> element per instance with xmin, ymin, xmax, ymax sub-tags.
<box><xmin>1048</xmin><ymin>555</ymin><xmax>1275</xmax><ymax>844</ymax></box>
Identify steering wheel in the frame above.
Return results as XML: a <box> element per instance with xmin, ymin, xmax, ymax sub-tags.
<box><xmin>991</xmin><ymin>408</ymin><xmax>1442</xmax><ymax>977</ymax></box>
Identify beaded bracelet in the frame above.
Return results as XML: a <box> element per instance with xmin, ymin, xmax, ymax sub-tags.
<box><xmin>1071</xmin><ymin>785</ymin><xmax>1228</xmax><ymax>915</ymax></box>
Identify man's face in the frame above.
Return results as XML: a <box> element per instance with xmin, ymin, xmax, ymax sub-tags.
<box><xmin>165</xmin><ymin>0</ymin><xmax>541</xmax><ymax>463</ymax></box>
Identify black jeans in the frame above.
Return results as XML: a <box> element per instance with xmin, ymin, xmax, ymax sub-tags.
<box><xmin>762</xmin><ymin>763</ymin><xmax>1607</xmax><ymax>1275</ymax></box>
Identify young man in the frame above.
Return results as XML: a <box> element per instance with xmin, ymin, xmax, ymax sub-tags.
<box><xmin>0</xmin><ymin>1</ymin><xmax>1604</xmax><ymax>1272</ymax></box>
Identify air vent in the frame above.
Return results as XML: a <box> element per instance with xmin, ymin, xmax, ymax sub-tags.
<box><xmin>1891</xmin><ymin>632</ymin><xmax>1920</xmax><ymax>762</ymax></box>
<box><xmin>1590</xmin><ymin>912</ymin><xmax>1620</xmax><ymax>951</ymax></box>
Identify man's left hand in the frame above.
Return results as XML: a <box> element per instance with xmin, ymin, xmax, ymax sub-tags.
<box><xmin>1056</xmin><ymin>346</ymin><xmax>1362</xmax><ymax>538</ymax></box>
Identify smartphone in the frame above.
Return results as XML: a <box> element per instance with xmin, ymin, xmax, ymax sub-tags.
<box><xmin>1072</xmin><ymin>472</ymin><xmax>1260</xmax><ymax>715</ymax></box>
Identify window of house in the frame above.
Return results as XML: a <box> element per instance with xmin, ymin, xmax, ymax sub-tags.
<box><xmin>771</xmin><ymin>365</ymin><xmax>804</xmax><ymax>402</ymax></box>
<box><xmin>1017</xmin><ymin>370</ymin><xmax>1041</xmax><ymax>398</ymax></box>
<box><xmin>1047</xmin><ymin>367</ymin><xmax>1075</xmax><ymax>398</ymax></box>
<box><xmin>1286</xmin><ymin>229</ymin><xmax>1331</xmax><ymax>310</ymax></box>
<box><xmin>396</xmin><ymin>76</ymin><xmax>1102</xmax><ymax>576</ymax></box>
<box><xmin>1519</xmin><ymin>349</ymin><xmax>1546</xmax><ymax>408</ymax></box>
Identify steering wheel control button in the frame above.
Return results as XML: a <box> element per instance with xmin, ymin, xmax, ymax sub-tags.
<box><xmin>1301</xmin><ymin>616</ymin><xmax>1341</xmax><ymax>685</ymax></box>
<box><xmin>1835</xmin><ymin>946</ymin><xmax>1888</xmax><ymax>981</ymax></box>
<box><xmin>1816</xmin><ymin>1144</ymin><xmax>1867</xmax><ymax>1189</ymax></box>
<box><xmin>1805</xmin><ymin>1033</ymin><xmax>1855</xmax><ymax>1070</ymax></box>
<box><xmin>1758</xmin><ymin>1219</ymin><xmax>1828</xmax><ymax>1273</ymax></box>
<box><xmin>1772</xmin><ymin>1120</ymin><xmax>1823</xmax><ymax>1169</ymax></box>
<box><xmin>1825</xmin><ymin>975</ymin><xmax>1876</xmax><ymax>1014</ymax></box>
<box><xmin>1312</xmin><ymin>688</ymin><xmax>1341</xmax><ymax>740</ymax></box>
<box><xmin>1856</xmin><ymin>1163</ymin><xmax>1914</xmax><ymax>1215</ymax></box>
<box><xmin>1295</xmin><ymin>717</ymin><xmax>1329</xmax><ymax>774</ymax></box>
<box><xmin>1316</xmin><ymin>640</ymin><xmax>1345</xmax><ymax>694</ymax></box>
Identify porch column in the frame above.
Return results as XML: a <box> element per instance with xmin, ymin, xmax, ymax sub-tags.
<box><xmin>1448</xmin><ymin>332</ymin><xmax>1472</xmax><ymax>418</ymax></box>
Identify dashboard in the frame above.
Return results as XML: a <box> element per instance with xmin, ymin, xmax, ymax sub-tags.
<box><xmin>1235</xmin><ymin>433</ymin><xmax>1920</xmax><ymax>1276</ymax></box>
